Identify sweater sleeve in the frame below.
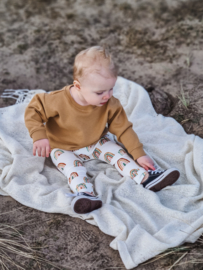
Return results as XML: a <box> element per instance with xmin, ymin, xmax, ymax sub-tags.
<box><xmin>108</xmin><ymin>98</ymin><xmax>146</xmax><ymax>160</ymax></box>
<box><xmin>24</xmin><ymin>93</ymin><xmax>58</xmax><ymax>143</ymax></box>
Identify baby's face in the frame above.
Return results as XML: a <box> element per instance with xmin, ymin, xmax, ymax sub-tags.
<box><xmin>78</xmin><ymin>69</ymin><xmax>117</xmax><ymax>106</ymax></box>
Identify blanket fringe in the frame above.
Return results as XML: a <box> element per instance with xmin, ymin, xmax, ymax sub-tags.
<box><xmin>1</xmin><ymin>89</ymin><xmax>46</xmax><ymax>104</ymax></box>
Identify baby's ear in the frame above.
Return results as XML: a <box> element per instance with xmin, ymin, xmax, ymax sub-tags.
<box><xmin>73</xmin><ymin>80</ymin><xmax>81</xmax><ymax>90</ymax></box>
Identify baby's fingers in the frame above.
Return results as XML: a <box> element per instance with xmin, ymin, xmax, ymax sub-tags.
<box><xmin>36</xmin><ymin>147</ymin><xmax>41</xmax><ymax>157</ymax></box>
<box><xmin>140</xmin><ymin>163</ymin><xmax>148</xmax><ymax>171</ymax></box>
<box><xmin>46</xmin><ymin>146</ymin><xmax>50</xmax><ymax>157</ymax></box>
<box><xmin>33</xmin><ymin>144</ymin><xmax>37</xmax><ymax>156</ymax></box>
<box><xmin>148</xmin><ymin>163</ymin><xmax>156</xmax><ymax>171</ymax></box>
<box><xmin>41</xmin><ymin>147</ymin><xmax>46</xmax><ymax>157</ymax></box>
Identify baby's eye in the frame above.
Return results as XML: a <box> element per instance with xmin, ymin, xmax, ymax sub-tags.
<box><xmin>96</xmin><ymin>88</ymin><xmax>113</xmax><ymax>95</ymax></box>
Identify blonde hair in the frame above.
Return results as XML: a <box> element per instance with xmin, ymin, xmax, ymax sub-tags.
<box><xmin>73</xmin><ymin>46</ymin><xmax>118</xmax><ymax>81</ymax></box>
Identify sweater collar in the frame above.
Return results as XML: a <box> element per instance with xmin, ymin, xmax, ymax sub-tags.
<box><xmin>65</xmin><ymin>85</ymin><xmax>97</xmax><ymax>111</ymax></box>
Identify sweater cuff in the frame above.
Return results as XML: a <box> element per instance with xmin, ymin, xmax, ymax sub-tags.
<box><xmin>31</xmin><ymin>129</ymin><xmax>48</xmax><ymax>143</ymax></box>
<box><xmin>130</xmin><ymin>147</ymin><xmax>146</xmax><ymax>161</ymax></box>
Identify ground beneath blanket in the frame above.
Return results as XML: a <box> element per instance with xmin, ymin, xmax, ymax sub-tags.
<box><xmin>0</xmin><ymin>0</ymin><xmax>203</xmax><ymax>269</ymax></box>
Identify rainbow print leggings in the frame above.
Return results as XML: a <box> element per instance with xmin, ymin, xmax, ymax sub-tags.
<box><xmin>50</xmin><ymin>133</ymin><xmax>147</xmax><ymax>196</ymax></box>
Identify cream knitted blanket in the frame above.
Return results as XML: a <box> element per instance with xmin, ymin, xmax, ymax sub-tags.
<box><xmin>1</xmin><ymin>76</ymin><xmax>203</xmax><ymax>269</ymax></box>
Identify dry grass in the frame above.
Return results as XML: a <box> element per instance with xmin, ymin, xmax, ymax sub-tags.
<box><xmin>142</xmin><ymin>235</ymin><xmax>203</xmax><ymax>270</ymax></box>
<box><xmin>178</xmin><ymin>81</ymin><xmax>190</xmax><ymax>109</ymax></box>
<box><xmin>0</xmin><ymin>213</ymin><xmax>65</xmax><ymax>270</ymax></box>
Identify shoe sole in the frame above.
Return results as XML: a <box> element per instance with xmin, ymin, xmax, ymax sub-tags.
<box><xmin>71</xmin><ymin>196</ymin><xmax>102</xmax><ymax>214</ymax></box>
<box><xmin>146</xmin><ymin>168</ymin><xmax>180</xmax><ymax>192</ymax></box>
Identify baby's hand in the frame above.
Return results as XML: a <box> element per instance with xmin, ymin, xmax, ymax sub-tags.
<box><xmin>33</xmin><ymin>139</ymin><xmax>51</xmax><ymax>158</ymax></box>
<box><xmin>137</xmin><ymin>155</ymin><xmax>155</xmax><ymax>171</ymax></box>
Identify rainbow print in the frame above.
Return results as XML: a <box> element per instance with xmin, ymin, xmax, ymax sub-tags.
<box><xmin>57</xmin><ymin>163</ymin><xmax>66</xmax><ymax>171</ymax></box>
<box><xmin>83</xmin><ymin>177</ymin><xmax>90</xmax><ymax>183</ymax></box>
<box><xmin>99</xmin><ymin>136</ymin><xmax>110</xmax><ymax>146</ymax></box>
<box><xmin>104</xmin><ymin>152</ymin><xmax>115</xmax><ymax>163</ymax></box>
<box><xmin>54</xmin><ymin>149</ymin><xmax>64</xmax><ymax>160</ymax></box>
<box><xmin>86</xmin><ymin>145</ymin><xmax>93</xmax><ymax>152</ymax></box>
<box><xmin>92</xmin><ymin>148</ymin><xmax>102</xmax><ymax>159</ymax></box>
<box><xmin>73</xmin><ymin>160</ymin><xmax>83</xmax><ymax>167</ymax></box>
<box><xmin>130</xmin><ymin>169</ymin><xmax>139</xmax><ymax>179</ymax></box>
<box><xmin>68</xmin><ymin>172</ymin><xmax>79</xmax><ymax>184</ymax></box>
<box><xmin>76</xmin><ymin>183</ymin><xmax>87</xmax><ymax>192</ymax></box>
<box><xmin>117</xmin><ymin>158</ymin><xmax>130</xmax><ymax>171</ymax></box>
<box><xmin>79</xmin><ymin>154</ymin><xmax>90</xmax><ymax>161</ymax></box>
<box><xmin>118</xmin><ymin>149</ymin><xmax>126</xmax><ymax>156</ymax></box>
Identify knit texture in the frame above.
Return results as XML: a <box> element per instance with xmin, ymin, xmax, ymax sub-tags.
<box><xmin>24</xmin><ymin>84</ymin><xmax>145</xmax><ymax>160</ymax></box>
<box><xmin>1</xmin><ymin>76</ymin><xmax>203</xmax><ymax>269</ymax></box>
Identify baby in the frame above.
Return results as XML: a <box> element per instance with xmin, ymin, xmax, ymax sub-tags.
<box><xmin>24</xmin><ymin>46</ymin><xmax>180</xmax><ymax>214</ymax></box>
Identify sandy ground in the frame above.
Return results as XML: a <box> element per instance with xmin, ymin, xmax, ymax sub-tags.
<box><xmin>0</xmin><ymin>0</ymin><xmax>203</xmax><ymax>269</ymax></box>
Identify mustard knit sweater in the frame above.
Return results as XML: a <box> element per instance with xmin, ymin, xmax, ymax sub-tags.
<box><xmin>24</xmin><ymin>85</ymin><xmax>146</xmax><ymax>160</ymax></box>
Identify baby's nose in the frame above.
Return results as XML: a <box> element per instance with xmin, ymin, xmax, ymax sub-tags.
<box><xmin>103</xmin><ymin>92</ymin><xmax>111</xmax><ymax>100</ymax></box>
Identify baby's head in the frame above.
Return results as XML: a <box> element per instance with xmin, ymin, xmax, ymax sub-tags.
<box><xmin>72</xmin><ymin>46</ymin><xmax>118</xmax><ymax>106</ymax></box>
<box><xmin>73</xmin><ymin>46</ymin><xmax>118</xmax><ymax>81</ymax></box>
